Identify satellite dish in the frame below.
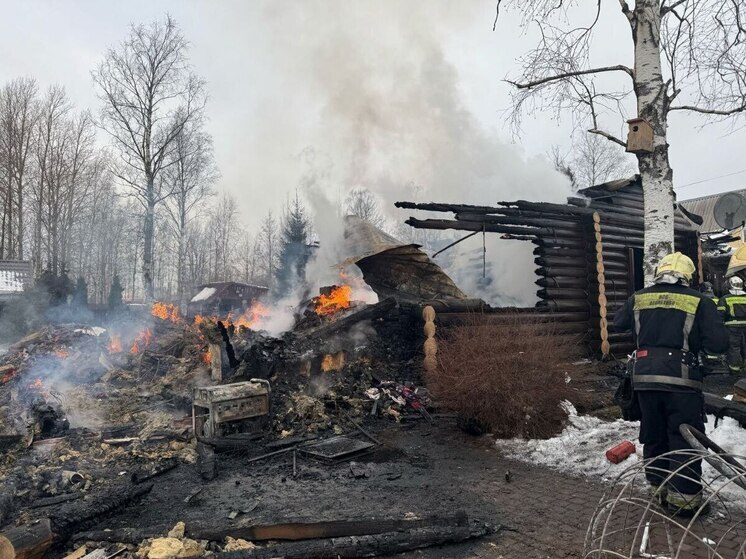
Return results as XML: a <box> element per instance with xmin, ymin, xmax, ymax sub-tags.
<box><xmin>714</xmin><ymin>192</ymin><xmax>746</xmax><ymax>230</ymax></box>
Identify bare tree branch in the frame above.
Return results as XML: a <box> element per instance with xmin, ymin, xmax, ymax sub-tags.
<box><xmin>506</xmin><ymin>65</ymin><xmax>634</xmax><ymax>89</ymax></box>
<box><xmin>588</xmin><ymin>128</ymin><xmax>627</xmax><ymax>147</ymax></box>
<box><xmin>669</xmin><ymin>104</ymin><xmax>746</xmax><ymax>116</ymax></box>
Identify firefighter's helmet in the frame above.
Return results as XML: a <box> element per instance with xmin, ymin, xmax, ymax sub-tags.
<box><xmin>655</xmin><ymin>252</ymin><xmax>695</xmax><ymax>282</ymax></box>
<box><xmin>729</xmin><ymin>276</ymin><xmax>744</xmax><ymax>290</ymax></box>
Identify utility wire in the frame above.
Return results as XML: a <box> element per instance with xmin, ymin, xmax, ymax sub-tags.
<box><xmin>674</xmin><ymin>168</ymin><xmax>746</xmax><ymax>190</ymax></box>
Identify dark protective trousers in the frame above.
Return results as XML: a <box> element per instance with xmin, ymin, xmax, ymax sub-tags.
<box><xmin>637</xmin><ymin>390</ymin><xmax>704</xmax><ymax>496</ymax></box>
<box><xmin>726</xmin><ymin>326</ymin><xmax>746</xmax><ymax>373</ymax></box>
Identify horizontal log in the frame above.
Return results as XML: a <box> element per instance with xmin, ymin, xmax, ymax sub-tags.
<box><xmin>536</xmin><ymin>300</ymin><xmax>592</xmax><ymax>312</ymax></box>
<box><xmin>535</xmin><ymin>256</ymin><xmax>593</xmax><ymax>269</ymax></box>
<box><xmin>501</xmin><ymin>200</ymin><xmax>595</xmax><ymax>216</ymax></box>
<box><xmin>533</xmin><ymin>246</ymin><xmax>588</xmax><ymax>259</ymax></box>
<box><xmin>411</xmin><ymin>299</ymin><xmax>490</xmax><ymax>314</ymax></box>
<box><xmin>583</xmin><ymin>188</ymin><xmax>643</xmax><ymax>202</ymax></box>
<box><xmin>192</xmin><ymin>513</ymin><xmax>471</xmax><ymax>542</ymax></box>
<box><xmin>533</xmin><ymin>238</ymin><xmax>585</xmax><ymax>249</ymax></box>
<box><xmin>395</xmin><ymin>201</ymin><xmax>502</xmax><ymax>214</ymax></box>
<box><xmin>204</xmin><ymin>523</ymin><xmax>492</xmax><ymax>559</ymax></box>
<box><xmin>539</xmin><ymin>288</ymin><xmax>630</xmax><ymax>300</ymax></box>
<box><xmin>455</xmin><ymin>213</ymin><xmax>582</xmax><ymax>230</ymax></box>
<box><xmin>406</xmin><ymin>218</ymin><xmax>584</xmax><ymax>239</ymax></box>
<box><xmin>538</xmin><ymin>288</ymin><xmax>589</xmax><ymax>300</ymax></box>
<box><xmin>536</xmin><ymin>277</ymin><xmax>589</xmax><ymax>289</ymax></box>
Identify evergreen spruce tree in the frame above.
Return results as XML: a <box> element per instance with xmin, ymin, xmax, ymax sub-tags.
<box><xmin>108</xmin><ymin>275</ymin><xmax>124</xmax><ymax>310</ymax></box>
<box><xmin>275</xmin><ymin>193</ymin><xmax>311</xmax><ymax>297</ymax></box>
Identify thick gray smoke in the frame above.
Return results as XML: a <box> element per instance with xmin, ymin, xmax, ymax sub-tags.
<box><xmin>252</xmin><ymin>2</ymin><xmax>572</xmax><ymax>305</ymax></box>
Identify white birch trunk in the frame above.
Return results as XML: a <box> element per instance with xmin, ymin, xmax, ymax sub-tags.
<box><xmin>631</xmin><ymin>0</ymin><xmax>675</xmax><ymax>285</ymax></box>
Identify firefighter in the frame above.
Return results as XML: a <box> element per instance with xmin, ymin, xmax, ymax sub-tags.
<box><xmin>613</xmin><ymin>252</ymin><xmax>729</xmax><ymax>516</ymax></box>
<box><xmin>718</xmin><ymin>276</ymin><xmax>746</xmax><ymax>373</ymax></box>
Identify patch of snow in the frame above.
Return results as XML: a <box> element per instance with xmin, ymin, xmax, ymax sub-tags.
<box><xmin>497</xmin><ymin>403</ymin><xmax>746</xmax><ymax>508</ymax></box>
<box><xmin>497</xmin><ymin>403</ymin><xmax>642</xmax><ymax>480</ymax></box>
<box><xmin>191</xmin><ymin>287</ymin><xmax>216</xmax><ymax>303</ymax></box>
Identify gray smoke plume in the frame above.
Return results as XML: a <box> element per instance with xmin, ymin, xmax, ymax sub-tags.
<box><xmin>246</xmin><ymin>2</ymin><xmax>572</xmax><ymax>305</ymax></box>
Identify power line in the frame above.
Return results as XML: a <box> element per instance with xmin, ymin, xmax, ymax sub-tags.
<box><xmin>675</xmin><ymin>168</ymin><xmax>746</xmax><ymax>190</ymax></box>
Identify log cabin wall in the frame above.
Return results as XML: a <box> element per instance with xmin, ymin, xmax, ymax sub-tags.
<box><xmin>396</xmin><ymin>178</ymin><xmax>700</xmax><ymax>359</ymax></box>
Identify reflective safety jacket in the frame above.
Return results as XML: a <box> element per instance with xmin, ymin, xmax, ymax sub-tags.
<box><xmin>717</xmin><ymin>293</ymin><xmax>746</xmax><ymax>326</ymax></box>
<box><xmin>613</xmin><ymin>284</ymin><xmax>729</xmax><ymax>392</ymax></box>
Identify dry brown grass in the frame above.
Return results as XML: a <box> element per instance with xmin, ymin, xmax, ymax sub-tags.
<box><xmin>428</xmin><ymin>314</ymin><xmax>578</xmax><ymax>439</ymax></box>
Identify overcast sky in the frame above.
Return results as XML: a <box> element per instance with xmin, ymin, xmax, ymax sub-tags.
<box><xmin>1</xmin><ymin>0</ymin><xmax>744</xmax><ymax>234</ymax></box>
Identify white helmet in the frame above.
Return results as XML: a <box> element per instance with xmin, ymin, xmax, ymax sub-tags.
<box><xmin>729</xmin><ymin>276</ymin><xmax>744</xmax><ymax>291</ymax></box>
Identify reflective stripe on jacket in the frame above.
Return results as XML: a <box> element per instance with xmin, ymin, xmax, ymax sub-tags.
<box><xmin>613</xmin><ymin>284</ymin><xmax>729</xmax><ymax>392</ymax></box>
<box><xmin>717</xmin><ymin>293</ymin><xmax>746</xmax><ymax>326</ymax></box>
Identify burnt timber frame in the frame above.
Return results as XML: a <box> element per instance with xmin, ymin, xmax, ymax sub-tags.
<box><xmin>396</xmin><ymin>180</ymin><xmax>700</xmax><ymax>358</ymax></box>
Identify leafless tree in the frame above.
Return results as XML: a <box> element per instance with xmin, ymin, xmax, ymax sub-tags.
<box><xmin>496</xmin><ymin>0</ymin><xmax>746</xmax><ymax>281</ymax></box>
<box><xmin>344</xmin><ymin>187</ymin><xmax>386</xmax><ymax>229</ymax></box>
<box><xmin>552</xmin><ymin>135</ymin><xmax>636</xmax><ymax>191</ymax></box>
<box><xmin>33</xmin><ymin>86</ymin><xmax>70</xmax><ymax>275</ymax></box>
<box><xmin>163</xmin><ymin>119</ymin><xmax>217</xmax><ymax>305</ymax></box>
<box><xmin>257</xmin><ymin>210</ymin><xmax>280</xmax><ymax>288</ymax></box>
<box><xmin>92</xmin><ymin>15</ymin><xmax>206</xmax><ymax>299</ymax></box>
<box><xmin>0</xmin><ymin>77</ymin><xmax>38</xmax><ymax>260</ymax></box>
<box><xmin>33</xmin><ymin>86</ymin><xmax>99</xmax><ymax>276</ymax></box>
<box><xmin>203</xmin><ymin>194</ymin><xmax>238</xmax><ymax>283</ymax></box>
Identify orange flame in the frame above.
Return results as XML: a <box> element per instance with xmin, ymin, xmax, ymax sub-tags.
<box><xmin>315</xmin><ymin>285</ymin><xmax>353</xmax><ymax>316</ymax></box>
<box><xmin>53</xmin><ymin>349</ymin><xmax>69</xmax><ymax>359</ymax></box>
<box><xmin>202</xmin><ymin>348</ymin><xmax>212</xmax><ymax>364</ymax></box>
<box><xmin>130</xmin><ymin>328</ymin><xmax>154</xmax><ymax>354</ymax></box>
<box><xmin>28</xmin><ymin>378</ymin><xmax>49</xmax><ymax>398</ymax></box>
<box><xmin>108</xmin><ymin>336</ymin><xmax>123</xmax><ymax>354</ymax></box>
<box><xmin>232</xmin><ymin>302</ymin><xmax>270</xmax><ymax>329</ymax></box>
<box><xmin>152</xmin><ymin>302</ymin><xmax>180</xmax><ymax>323</ymax></box>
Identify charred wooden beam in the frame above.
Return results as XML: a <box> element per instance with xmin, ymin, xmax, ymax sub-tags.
<box><xmin>455</xmin><ymin>213</ymin><xmax>582</xmax><ymax>230</ymax></box>
<box><xmin>395</xmin><ymin>201</ymin><xmax>502</xmax><ymax>214</ymax></box>
<box><xmin>499</xmin><ymin>200</ymin><xmax>595</xmax><ymax>216</ymax></box>
<box><xmin>307</xmin><ymin>298</ymin><xmax>397</xmax><ymax>340</ymax></box>
<box><xmin>536</xmin><ymin>277</ymin><xmax>590</xmax><ymax>289</ymax></box>
<box><xmin>0</xmin><ymin>519</ymin><xmax>53</xmax><ymax>559</ymax></box>
<box><xmin>196</xmin><ymin>523</ymin><xmax>492</xmax><ymax>559</ymax></box>
<box><xmin>533</xmin><ymin>246</ymin><xmax>588</xmax><ymax>259</ymax></box>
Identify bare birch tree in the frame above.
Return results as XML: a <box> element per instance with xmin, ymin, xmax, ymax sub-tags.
<box><xmin>92</xmin><ymin>15</ymin><xmax>206</xmax><ymax>299</ymax></box>
<box><xmin>496</xmin><ymin>0</ymin><xmax>746</xmax><ymax>281</ymax></box>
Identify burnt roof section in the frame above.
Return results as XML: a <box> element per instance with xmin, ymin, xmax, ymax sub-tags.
<box><xmin>341</xmin><ymin>215</ymin><xmax>467</xmax><ymax>300</ymax></box>
<box><xmin>340</xmin><ymin>215</ymin><xmax>411</xmax><ymax>265</ymax></box>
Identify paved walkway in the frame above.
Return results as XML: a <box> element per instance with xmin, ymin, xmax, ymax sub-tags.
<box><xmin>387</xmin><ymin>422</ymin><xmax>746</xmax><ymax>558</ymax></box>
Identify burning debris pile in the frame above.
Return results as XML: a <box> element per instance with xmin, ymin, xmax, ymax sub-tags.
<box><xmin>0</xmin><ymin>273</ymin><xmax>440</xmax><ymax>555</ymax></box>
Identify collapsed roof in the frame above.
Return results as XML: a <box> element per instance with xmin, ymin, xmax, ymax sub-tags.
<box><xmin>341</xmin><ymin>215</ymin><xmax>467</xmax><ymax>302</ymax></box>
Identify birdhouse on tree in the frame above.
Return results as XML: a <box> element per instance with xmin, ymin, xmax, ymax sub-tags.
<box><xmin>626</xmin><ymin>118</ymin><xmax>654</xmax><ymax>154</ymax></box>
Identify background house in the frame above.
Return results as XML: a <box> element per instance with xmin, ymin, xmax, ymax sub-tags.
<box><xmin>0</xmin><ymin>260</ymin><xmax>32</xmax><ymax>307</ymax></box>
<box><xmin>187</xmin><ymin>281</ymin><xmax>269</xmax><ymax>317</ymax></box>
